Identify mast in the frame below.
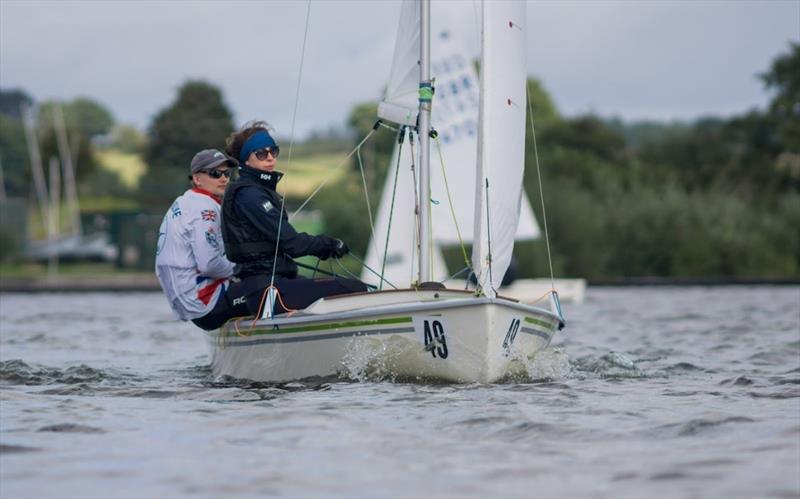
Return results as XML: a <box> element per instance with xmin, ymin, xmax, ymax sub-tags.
<box><xmin>417</xmin><ymin>0</ymin><xmax>432</xmax><ymax>283</ymax></box>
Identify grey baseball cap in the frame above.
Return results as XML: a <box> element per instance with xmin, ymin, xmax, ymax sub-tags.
<box><xmin>190</xmin><ymin>149</ymin><xmax>236</xmax><ymax>174</ymax></box>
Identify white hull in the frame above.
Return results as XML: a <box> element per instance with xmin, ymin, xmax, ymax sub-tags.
<box><xmin>204</xmin><ymin>289</ymin><xmax>563</xmax><ymax>384</ymax></box>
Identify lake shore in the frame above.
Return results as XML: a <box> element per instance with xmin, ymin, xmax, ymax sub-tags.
<box><xmin>1</xmin><ymin>272</ymin><xmax>797</xmax><ymax>293</ymax></box>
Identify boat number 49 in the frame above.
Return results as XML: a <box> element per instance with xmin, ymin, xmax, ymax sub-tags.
<box><xmin>502</xmin><ymin>318</ymin><xmax>521</xmax><ymax>356</ymax></box>
<box><xmin>423</xmin><ymin>320</ymin><xmax>449</xmax><ymax>359</ymax></box>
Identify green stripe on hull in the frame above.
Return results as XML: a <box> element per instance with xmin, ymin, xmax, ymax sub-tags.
<box><xmin>223</xmin><ymin>316</ymin><xmax>413</xmax><ymax>338</ymax></box>
<box><xmin>524</xmin><ymin>316</ymin><xmax>554</xmax><ymax>330</ymax></box>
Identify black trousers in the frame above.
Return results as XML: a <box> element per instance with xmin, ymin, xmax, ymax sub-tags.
<box><xmin>192</xmin><ymin>275</ymin><xmax>368</xmax><ymax>330</ymax></box>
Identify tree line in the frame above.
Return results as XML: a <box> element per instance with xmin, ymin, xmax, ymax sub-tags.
<box><xmin>0</xmin><ymin>43</ymin><xmax>797</xmax><ymax>279</ymax></box>
<box><xmin>320</xmin><ymin>42</ymin><xmax>800</xmax><ymax>280</ymax></box>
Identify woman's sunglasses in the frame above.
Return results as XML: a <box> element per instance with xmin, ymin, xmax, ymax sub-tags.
<box><xmin>254</xmin><ymin>146</ymin><xmax>280</xmax><ymax>160</ymax></box>
<box><xmin>204</xmin><ymin>168</ymin><xmax>232</xmax><ymax>179</ymax></box>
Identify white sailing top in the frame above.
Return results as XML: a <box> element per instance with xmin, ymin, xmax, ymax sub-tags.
<box><xmin>155</xmin><ymin>188</ymin><xmax>235</xmax><ymax>320</ymax></box>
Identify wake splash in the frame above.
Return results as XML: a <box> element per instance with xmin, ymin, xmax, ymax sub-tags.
<box><xmin>340</xmin><ymin>340</ymin><xmax>678</xmax><ymax>384</ymax></box>
<box><xmin>340</xmin><ymin>337</ymin><xmax>574</xmax><ymax>384</ymax></box>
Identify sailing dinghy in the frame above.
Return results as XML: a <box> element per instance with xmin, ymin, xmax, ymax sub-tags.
<box><xmin>204</xmin><ymin>0</ymin><xmax>565</xmax><ymax>383</ymax></box>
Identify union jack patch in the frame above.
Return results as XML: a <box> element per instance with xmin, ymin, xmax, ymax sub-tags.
<box><xmin>201</xmin><ymin>209</ymin><xmax>217</xmax><ymax>222</ymax></box>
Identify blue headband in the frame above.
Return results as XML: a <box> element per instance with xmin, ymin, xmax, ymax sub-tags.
<box><xmin>239</xmin><ymin>130</ymin><xmax>278</xmax><ymax>163</ymax></box>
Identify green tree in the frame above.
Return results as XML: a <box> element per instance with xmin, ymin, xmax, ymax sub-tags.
<box><xmin>69</xmin><ymin>97</ymin><xmax>115</xmax><ymax>137</ymax></box>
<box><xmin>761</xmin><ymin>42</ymin><xmax>800</xmax><ymax>185</ymax></box>
<box><xmin>37</xmin><ymin>97</ymin><xmax>115</xmax><ymax>138</ymax></box>
<box><xmin>108</xmin><ymin>124</ymin><xmax>147</xmax><ymax>154</ymax></box>
<box><xmin>0</xmin><ymin>89</ymin><xmax>34</xmax><ymax>196</ymax></box>
<box><xmin>0</xmin><ymin>88</ymin><xmax>33</xmax><ymax>119</ymax></box>
<box><xmin>140</xmin><ymin>80</ymin><xmax>234</xmax><ymax>208</ymax></box>
<box><xmin>761</xmin><ymin>42</ymin><xmax>800</xmax><ymax>123</ymax></box>
<box><xmin>343</xmin><ymin>101</ymin><xmax>400</xmax><ymax>222</ymax></box>
<box><xmin>526</xmin><ymin>77</ymin><xmax>560</xmax><ymax>125</ymax></box>
<box><xmin>33</xmin><ymin>97</ymin><xmax>115</xmax><ymax>184</ymax></box>
<box><xmin>0</xmin><ymin>114</ymin><xmax>29</xmax><ymax>197</ymax></box>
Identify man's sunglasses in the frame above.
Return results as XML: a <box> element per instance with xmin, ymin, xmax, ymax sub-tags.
<box><xmin>254</xmin><ymin>146</ymin><xmax>280</xmax><ymax>160</ymax></box>
<box><xmin>203</xmin><ymin>168</ymin><xmax>232</xmax><ymax>179</ymax></box>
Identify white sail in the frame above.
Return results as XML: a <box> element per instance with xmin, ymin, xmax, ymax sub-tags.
<box><xmin>472</xmin><ymin>0</ymin><xmax>528</xmax><ymax>297</ymax></box>
<box><xmin>362</xmin><ymin>129</ymin><xmax>448</xmax><ymax>288</ymax></box>
<box><xmin>365</xmin><ymin>4</ymin><xmax>538</xmax><ymax>287</ymax></box>
<box><xmin>427</xmin><ymin>25</ymin><xmax>538</xmax><ymax>245</ymax></box>
<box><xmin>377</xmin><ymin>0</ymin><xmax>420</xmax><ymax>127</ymax></box>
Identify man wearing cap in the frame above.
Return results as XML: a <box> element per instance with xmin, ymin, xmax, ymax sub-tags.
<box><xmin>155</xmin><ymin>148</ymin><xmax>247</xmax><ymax>330</ymax></box>
<box><xmin>220</xmin><ymin>121</ymin><xmax>367</xmax><ymax>317</ymax></box>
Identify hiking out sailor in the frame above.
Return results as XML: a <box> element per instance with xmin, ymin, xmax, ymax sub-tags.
<box><xmin>155</xmin><ymin>148</ymin><xmax>250</xmax><ymax>330</ymax></box>
<box><xmin>221</xmin><ymin>121</ymin><xmax>367</xmax><ymax>316</ymax></box>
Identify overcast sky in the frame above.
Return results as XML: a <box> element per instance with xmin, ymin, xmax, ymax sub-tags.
<box><xmin>1</xmin><ymin>0</ymin><xmax>798</xmax><ymax>139</ymax></box>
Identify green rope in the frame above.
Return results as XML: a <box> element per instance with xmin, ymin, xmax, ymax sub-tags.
<box><xmin>356</xmin><ymin>145</ymin><xmax>379</xmax><ymax>263</ymax></box>
<box><xmin>434</xmin><ymin>135</ymin><xmax>472</xmax><ymax>276</ymax></box>
<box><xmin>526</xmin><ymin>84</ymin><xmax>556</xmax><ymax>289</ymax></box>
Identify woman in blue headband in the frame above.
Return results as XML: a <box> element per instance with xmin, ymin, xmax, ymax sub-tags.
<box><xmin>219</xmin><ymin>121</ymin><xmax>367</xmax><ymax>317</ymax></box>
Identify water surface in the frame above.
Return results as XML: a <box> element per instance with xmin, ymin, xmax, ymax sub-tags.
<box><xmin>1</xmin><ymin>286</ymin><xmax>798</xmax><ymax>498</ymax></box>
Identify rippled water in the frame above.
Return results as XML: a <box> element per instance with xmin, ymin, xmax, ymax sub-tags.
<box><xmin>1</xmin><ymin>287</ymin><xmax>798</xmax><ymax>499</ymax></box>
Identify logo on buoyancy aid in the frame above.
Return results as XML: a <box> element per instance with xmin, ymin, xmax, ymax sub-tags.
<box><xmin>233</xmin><ymin>296</ymin><xmax>246</xmax><ymax>306</ymax></box>
<box><xmin>262</xmin><ymin>201</ymin><xmax>273</xmax><ymax>213</ymax></box>
<box><xmin>205</xmin><ymin>227</ymin><xmax>220</xmax><ymax>248</ymax></box>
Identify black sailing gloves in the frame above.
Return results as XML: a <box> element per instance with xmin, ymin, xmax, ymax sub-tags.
<box><xmin>331</xmin><ymin>239</ymin><xmax>349</xmax><ymax>258</ymax></box>
<box><xmin>313</xmin><ymin>236</ymin><xmax>350</xmax><ymax>260</ymax></box>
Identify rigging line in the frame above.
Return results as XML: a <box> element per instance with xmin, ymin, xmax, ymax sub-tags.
<box><xmin>267</xmin><ymin>0</ymin><xmax>313</xmax><ymax>318</ymax></box>
<box><xmin>377</xmin><ymin>121</ymin><xmax>401</xmax><ymax>133</ymax></box>
<box><xmin>380</xmin><ymin>127</ymin><xmax>406</xmax><ymax>290</ymax></box>
<box><xmin>288</xmin><ymin>128</ymin><xmax>376</xmax><ymax>221</ymax></box>
<box><xmin>294</xmin><ymin>259</ymin><xmax>378</xmax><ymax>290</ymax></box>
<box><xmin>434</xmin><ymin>135</ymin><xmax>472</xmax><ymax>276</ymax></box>
<box><xmin>484</xmin><ymin>177</ymin><xmax>495</xmax><ymax>295</ymax></box>
<box><xmin>330</xmin><ymin>256</ymin><xmax>375</xmax><ymax>288</ymax></box>
<box><xmin>446</xmin><ymin>266</ymin><xmax>471</xmax><ymax>281</ymax></box>
<box><xmin>428</xmin><ymin>187</ymin><xmax>434</xmax><ymax>281</ymax></box>
<box><xmin>525</xmin><ymin>84</ymin><xmax>555</xmax><ymax>289</ymax></box>
<box><xmin>348</xmin><ymin>252</ymin><xmax>397</xmax><ymax>290</ymax></box>
<box><xmin>356</xmin><ymin>145</ymin><xmax>379</xmax><ymax>262</ymax></box>
<box><xmin>408</xmin><ymin>130</ymin><xmax>421</xmax><ymax>284</ymax></box>
<box><xmin>285</xmin><ymin>0</ymin><xmax>312</xmax><ymax>168</ymax></box>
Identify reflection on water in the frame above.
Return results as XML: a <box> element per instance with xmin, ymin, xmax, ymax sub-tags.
<box><xmin>1</xmin><ymin>287</ymin><xmax>798</xmax><ymax>499</ymax></box>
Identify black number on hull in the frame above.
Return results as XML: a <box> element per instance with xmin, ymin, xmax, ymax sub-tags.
<box><xmin>502</xmin><ymin>318</ymin><xmax>521</xmax><ymax>356</ymax></box>
<box><xmin>423</xmin><ymin>320</ymin><xmax>449</xmax><ymax>359</ymax></box>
